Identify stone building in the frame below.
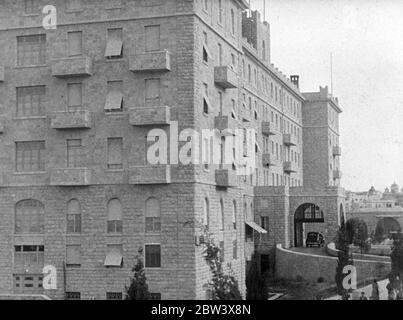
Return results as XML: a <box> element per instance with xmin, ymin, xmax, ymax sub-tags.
<box><xmin>0</xmin><ymin>0</ymin><xmax>345</xmax><ymax>300</ymax></box>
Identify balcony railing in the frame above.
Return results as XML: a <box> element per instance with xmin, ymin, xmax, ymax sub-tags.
<box><xmin>283</xmin><ymin>161</ymin><xmax>297</xmax><ymax>173</ymax></box>
<box><xmin>50</xmin><ymin>111</ymin><xmax>92</xmax><ymax>130</ymax></box>
<box><xmin>129</xmin><ymin>106</ymin><xmax>170</xmax><ymax>126</ymax></box>
<box><xmin>283</xmin><ymin>134</ymin><xmax>297</xmax><ymax>146</ymax></box>
<box><xmin>333</xmin><ymin>146</ymin><xmax>342</xmax><ymax>157</ymax></box>
<box><xmin>51</xmin><ymin>56</ymin><xmax>92</xmax><ymax>78</ymax></box>
<box><xmin>215</xmin><ymin>169</ymin><xmax>237</xmax><ymax>188</ymax></box>
<box><xmin>129</xmin><ymin>50</ymin><xmax>171</xmax><ymax>73</ymax></box>
<box><xmin>214</xmin><ymin>66</ymin><xmax>238</xmax><ymax>89</ymax></box>
<box><xmin>261</xmin><ymin>121</ymin><xmax>275</xmax><ymax>136</ymax></box>
<box><xmin>129</xmin><ymin>165</ymin><xmax>171</xmax><ymax>185</ymax></box>
<box><xmin>49</xmin><ymin>168</ymin><xmax>92</xmax><ymax>186</ymax></box>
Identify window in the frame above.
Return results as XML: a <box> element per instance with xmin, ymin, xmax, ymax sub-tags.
<box><xmin>67</xmin><ymin>139</ymin><xmax>83</xmax><ymax>168</ymax></box>
<box><xmin>104</xmin><ymin>244</ymin><xmax>123</xmax><ymax>267</ymax></box>
<box><xmin>106</xmin><ymin>0</ymin><xmax>122</xmax><ymax>9</ymax></box>
<box><xmin>24</xmin><ymin>0</ymin><xmax>36</xmax><ymax>14</ymax></box>
<box><xmin>107</xmin><ymin>138</ymin><xmax>123</xmax><ymax>170</ymax></box>
<box><xmin>261</xmin><ymin>216</ymin><xmax>268</xmax><ymax>231</ymax></box>
<box><xmin>16</xmin><ymin>141</ymin><xmax>45</xmax><ymax>172</ymax></box>
<box><xmin>203</xmin><ymin>198</ymin><xmax>209</xmax><ymax>226</ymax></box>
<box><xmin>145</xmin><ymin>198</ymin><xmax>161</xmax><ymax>233</ymax></box>
<box><xmin>67</xmin><ymin>199</ymin><xmax>81</xmax><ymax>233</ymax></box>
<box><xmin>203</xmin><ymin>32</ymin><xmax>209</xmax><ymax>63</ymax></box>
<box><xmin>14</xmin><ymin>245</ymin><xmax>44</xmax><ymax>268</ymax></box>
<box><xmin>203</xmin><ymin>83</ymin><xmax>209</xmax><ymax>114</ymax></box>
<box><xmin>65</xmin><ymin>292</ymin><xmax>81</xmax><ymax>300</ymax></box>
<box><xmin>232</xmin><ymin>200</ymin><xmax>237</xmax><ymax>230</ymax></box>
<box><xmin>67</xmin><ymin>83</ymin><xmax>82</xmax><ymax>111</ymax></box>
<box><xmin>218</xmin><ymin>43</ymin><xmax>223</xmax><ymax>66</ymax></box>
<box><xmin>219</xmin><ymin>199</ymin><xmax>225</xmax><ymax>231</ymax></box>
<box><xmin>231</xmin><ymin>9</ymin><xmax>235</xmax><ymax>35</ymax></box>
<box><xmin>15</xmin><ymin>200</ymin><xmax>44</xmax><ymax>234</ymax></box>
<box><xmin>218</xmin><ymin>0</ymin><xmax>223</xmax><ymax>24</ymax></box>
<box><xmin>17</xmin><ymin>34</ymin><xmax>46</xmax><ymax>66</ymax></box>
<box><xmin>16</xmin><ymin>86</ymin><xmax>45</xmax><ymax>117</ymax></box>
<box><xmin>66</xmin><ymin>245</ymin><xmax>81</xmax><ymax>267</ymax></box>
<box><xmin>14</xmin><ymin>275</ymin><xmax>43</xmax><ymax>294</ymax></box>
<box><xmin>106</xmin><ymin>292</ymin><xmax>123</xmax><ymax>300</ymax></box>
<box><xmin>145</xmin><ymin>244</ymin><xmax>161</xmax><ymax>268</ymax></box>
<box><xmin>145</xmin><ymin>25</ymin><xmax>160</xmax><ymax>52</ymax></box>
<box><xmin>233</xmin><ymin>240</ymin><xmax>237</xmax><ymax>259</ymax></box>
<box><xmin>105</xmin><ymin>28</ymin><xmax>123</xmax><ymax>59</ymax></box>
<box><xmin>204</xmin><ymin>0</ymin><xmax>208</xmax><ymax>11</ymax></box>
<box><xmin>68</xmin><ymin>31</ymin><xmax>82</xmax><ymax>56</ymax></box>
<box><xmin>105</xmin><ymin>80</ymin><xmax>123</xmax><ymax>112</ymax></box>
<box><xmin>107</xmin><ymin>199</ymin><xmax>123</xmax><ymax>233</ymax></box>
<box><xmin>150</xmin><ymin>293</ymin><xmax>162</xmax><ymax>300</ymax></box>
<box><xmin>145</xmin><ymin>79</ymin><xmax>160</xmax><ymax>103</ymax></box>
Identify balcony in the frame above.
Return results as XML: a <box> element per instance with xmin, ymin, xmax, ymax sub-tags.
<box><xmin>283</xmin><ymin>134</ymin><xmax>297</xmax><ymax>146</ymax></box>
<box><xmin>50</xmin><ymin>168</ymin><xmax>92</xmax><ymax>186</ymax></box>
<box><xmin>0</xmin><ymin>66</ymin><xmax>4</xmax><ymax>82</ymax></box>
<box><xmin>51</xmin><ymin>56</ymin><xmax>93</xmax><ymax>78</ymax></box>
<box><xmin>129</xmin><ymin>106</ymin><xmax>170</xmax><ymax>126</ymax></box>
<box><xmin>129</xmin><ymin>165</ymin><xmax>171</xmax><ymax>185</ymax></box>
<box><xmin>333</xmin><ymin>169</ymin><xmax>342</xmax><ymax>179</ymax></box>
<box><xmin>261</xmin><ymin>121</ymin><xmax>275</xmax><ymax>136</ymax></box>
<box><xmin>262</xmin><ymin>153</ymin><xmax>276</xmax><ymax>167</ymax></box>
<box><xmin>129</xmin><ymin>50</ymin><xmax>171</xmax><ymax>73</ymax></box>
<box><xmin>214</xmin><ymin>115</ymin><xmax>237</xmax><ymax>135</ymax></box>
<box><xmin>214</xmin><ymin>66</ymin><xmax>238</xmax><ymax>89</ymax></box>
<box><xmin>333</xmin><ymin>146</ymin><xmax>342</xmax><ymax>157</ymax></box>
<box><xmin>215</xmin><ymin>169</ymin><xmax>237</xmax><ymax>188</ymax></box>
<box><xmin>50</xmin><ymin>111</ymin><xmax>92</xmax><ymax>130</ymax></box>
<box><xmin>283</xmin><ymin>161</ymin><xmax>297</xmax><ymax>173</ymax></box>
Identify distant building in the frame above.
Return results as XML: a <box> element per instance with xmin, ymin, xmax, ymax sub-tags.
<box><xmin>383</xmin><ymin>182</ymin><xmax>403</xmax><ymax>207</ymax></box>
<box><xmin>346</xmin><ymin>187</ymin><xmax>394</xmax><ymax>212</ymax></box>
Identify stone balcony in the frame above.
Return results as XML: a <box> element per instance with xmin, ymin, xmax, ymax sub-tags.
<box><xmin>333</xmin><ymin>146</ymin><xmax>342</xmax><ymax>157</ymax></box>
<box><xmin>262</xmin><ymin>153</ymin><xmax>276</xmax><ymax>167</ymax></box>
<box><xmin>215</xmin><ymin>169</ymin><xmax>237</xmax><ymax>188</ymax></box>
<box><xmin>333</xmin><ymin>169</ymin><xmax>342</xmax><ymax>179</ymax></box>
<box><xmin>129</xmin><ymin>106</ymin><xmax>170</xmax><ymax>126</ymax></box>
<box><xmin>51</xmin><ymin>56</ymin><xmax>93</xmax><ymax>78</ymax></box>
<box><xmin>283</xmin><ymin>133</ymin><xmax>298</xmax><ymax>146</ymax></box>
<box><xmin>129</xmin><ymin>165</ymin><xmax>171</xmax><ymax>185</ymax></box>
<box><xmin>283</xmin><ymin>161</ymin><xmax>297</xmax><ymax>173</ymax></box>
<box><xmin>214</xmin><ymin>66</ymin><xmax>238</xmax><ymax>89</ymax></box>
<box><xmin>261</xmin><ymin>121</ymin><xmax>275</xmax><ymax>136</ymax></box>
<box><xmin>49</xmin><ymin>168</ymin><xmax>92</xmax><ymax>186</ymax></box>
<box><xmin>50</xmin><ymin>111</ymin><xmax>92</xmax><ymax>130</ymax></box>
<box><xmin>129</xmin><ymin>50</ymin><xmax>171</xmax><ymax>73</ymax></box>
<box><xmin>214</xmin><ymin>115</ymin><xmax>237</xmax><ymax>134</ymax></box>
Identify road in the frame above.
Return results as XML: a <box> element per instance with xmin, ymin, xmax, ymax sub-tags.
<box><xmin>326</xmin><ymin>279</ymin><xmax>389</xmax><ymax>300</ymax></box>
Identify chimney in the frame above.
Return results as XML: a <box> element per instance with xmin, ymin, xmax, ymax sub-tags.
<box><xmin>290</xmin><ymin>75</ymin><xmax>299</xmax><ymax>88</ymax></box>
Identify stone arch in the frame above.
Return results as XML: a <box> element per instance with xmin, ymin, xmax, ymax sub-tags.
<box><xmin>375</xmin><ymin>217</ymin><xmax>401</xmax><ymax>241</ymax></box>
<box><xmin>294</xmin><ymin>203</ymin><xmax>324</xmax><ymax>247</ymax></box>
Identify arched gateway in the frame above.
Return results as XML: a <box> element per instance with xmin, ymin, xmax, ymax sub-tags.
<box><xmin>294</xmin><ymin>203</ymin><xmax>325</xmax><ymax>247</ymax></box>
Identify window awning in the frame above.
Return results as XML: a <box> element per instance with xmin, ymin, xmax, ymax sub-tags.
<box><xmin>245</xmin><ymin>221</ymin><xmax>267</xmax><ymax>234</ymax></box>
<box><xmin>104</xmin><ymin>250</ymin><xmax>123</xmax><ymax>267</ymax></box>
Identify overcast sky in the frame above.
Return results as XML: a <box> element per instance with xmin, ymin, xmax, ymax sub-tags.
<box><xmin>250</xmin><ymin>0</ymin><xmax>403</xmax><ymax>192</ymax></box>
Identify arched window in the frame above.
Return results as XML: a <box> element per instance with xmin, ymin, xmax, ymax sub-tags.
<box><xmin>107</xmin><ymin>199</ymin><xmax>122</xmax><ymax>233</ymax></box>
<box><xmin>15</xmin><ymin>200</ymin><xmax>44</xmax><ymax>234</ymax></box>
<box><xmin>145</xmin><ymin>197</ymin><xmax>161</xmax><ymax>233</ymax></box>
<box><xmin>67</xmin><ymin>199</ymin><xmax>81</xmax><ymax>233</ymax></box>
<box><xmin>232</xmin><ymin>200</ymin><xmax>237</xmax><ymax>230</ymax></box>
<box><xmin>220</xmin><ymin>199</ymin><xmax>225</xmax><ymax>231</ymax></box>
<box><xmin>203</xmin><ymin>198</ymin><xmax>209</xmax><ymax>226</ymax></box>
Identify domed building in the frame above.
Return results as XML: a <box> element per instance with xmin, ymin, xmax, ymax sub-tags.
<box><xmin>391</xmin><ymin>182</ymin><xmax>400</xmax><ymax>194</ymax></box>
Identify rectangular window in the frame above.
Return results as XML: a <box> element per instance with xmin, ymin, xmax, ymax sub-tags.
<box><xmin>16</xmin><ymin>141</ymin><xmax>45</xmax><ymax>172</ymax></box>
<box><xmin>106</xmin><ymin>292</ymin><xmax>123</xmax><ymax>300</ymax></box>
<box><xmin>106</xmin><ymin>0</ymin><xmax>122</xmax><ymax>9</ymax></box>
<box><xmin>218</xmin><ymin>0</ymin><xmax>223</xmax><ymax>23</ymax></box>
<box><xmin>145</xmin><ymin>25</ymin><xmax>160</xmax><ymax>52</ymax></box>
<box><xmin>107</xmin><ymin>138</ymin><xmax>123</xmax><ymax>170</ymax></box>
<box><xmin>66</xmin><ymin>0</ymin><xmax>81</xmax><ymax>12</ymax></box>
<box><xmin>13</xmin><ymin>275</ymin><xmax>43</xmax><ymax>294</ymax></box>
<box><xmin>104</xmin><ymin>245</ymin><xmax>123</xmax><ymax>267</ymax></box>
<box><xmin>105</xmin><ymin>81</ymin><xmax>123</xmax><ymax>112</ymax></box>
<box><xmin>14</xmin><ymin>246</ymin><xmax>44</xmax><ymax>269</ymax></box>
<box><xmin>145</xmin><ymin>245</ymin><xmax>161</xmax><ymax>268</ymax></box>
<box><xmin>150</xmin><ymin>293</ymin><xmax>162</xmax><ymax>300</ymax></box>
<box><xmin>145</xmin><ymin>79</ymin><xmax>160</xmax><ymax>103</ymax></box>
<box><xmin>65</xmin><ymin>292</ymin><xmax>81</xmax><ymax>300</ymax></box>
<box><xmin>67</xmin><ymin>83</ymin><xmax>82</xmax><ymax>111</ymax></box>
<box><xmin>261</xmin><ymin>216</ymin><xmax>268</xmax><ymax>231</ymax></box>
<box><xmin>233</xmin><ymin>240</ymin><xmax>237</xmax><ymax>259</ymax></box>
<box><xmin>68</xmin><ymin>31</ymin><xmax>82</xmax><ymax>57</ymax></box>
<box><xmin>17</xmin><ymin>34</ymin><xmax>46</xmax><ymax>66</ymax></box>
<box><xmin>67</xmin><ymin>212</ymin><xmax>81</xmax><ymax>233</ymax></box>
<box><xmin>218</xmin><ymin>43</ymin><xmax>222</xmax><ymax>66</ymax></box>
<box><xmin>203</xmin><ymin>83</ymin><xmax>209</xmax><ymax>114</ymax></box>
<box><xmin>105</xmin><ymin>28</ymin><xmax>123</xmax><ymax>59</ymax></box>
<box><xmin>16</xmin><ymin>86</ymin><xmax>45</xmax><ymax>117</ymax></box>
<box><xmin>67</xmin><ymin>139</ymin><xmax>82</xmax><ymax>168</ymax></box>
<box><xmin>24</xmin><ymin>0</ymin><xmax>36</xmax><ymax>14</ymax></box>
<box><xmin>66</xmin><ymin>245</ymin><xmax>81</xmax><ymax>267</ymax></box>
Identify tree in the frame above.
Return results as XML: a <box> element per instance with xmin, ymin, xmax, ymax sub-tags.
<box><xmin>199</xmin><ymin>223</ymin><xmax>242</xmax><ymax>300</ymax></box>
<box><xmin>389</xmin><ymin>234</ymin><xmax>403</xmax><ymax>296</ymax></box>
<box><xmin>335</xmin><ymin>222</ymin><xmax>354</xmax><ymax>300</ymax></box>
<box><xmin>246</xmin><ymin>254</ymin><xmax>268</xmax><ymax>300</ymax></box>
<box><xmin>346</xmin><ymin>218</ymin><xmax>370</xmax><ymax>253</ymax></box>
<box><xmin>374</xmin><ymin>221</ymin><xmax>386</xmax><ymax>243</ymax></box>
<box><xmin>125</xmin><ymin>253</ymin><xmax>151</xmax><ymax>300</ymax></box>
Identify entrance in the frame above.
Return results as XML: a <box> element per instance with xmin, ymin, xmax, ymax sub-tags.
<box><xmin>294</xmin><ymin>203</ymin><xmax>324</xmax><ymax>247</ymax></box>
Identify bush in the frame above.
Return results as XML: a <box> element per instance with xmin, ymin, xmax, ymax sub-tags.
<box><xmin>246</xmin><ymin>255</ymin><xmax>268</xmax><ymax>300</ymax></box>
<box><xmin>125</xmin><ymin>255</ymin><xmax>151</xmax><ymax>300</ymax></box>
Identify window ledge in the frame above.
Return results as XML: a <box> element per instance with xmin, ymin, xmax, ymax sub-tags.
<box><xmin>105</xmin><ymin>58</ymin><xmax>125</xmax><ymax>63</ymax></box>
<box><xmin>14</xmin><ymin>64</ymin><xmax>48</xmax><ymax>69</ymax></box>
<box><xmin>13</xmin><ymin>116</ymin><xmax>47</xmax><ymax>120</ymax></box>
<box><xmin>13</xmin><ymin>171</ymin><xmax>47</xmax><ymax>176</ymax></box>
<box><xmin>22</xmin><ymin>13</ymin><xmax>40</xmax><ymax>17</ymax></box>
<box><xmin>66</xmin><ymin>9</ymin><xmax>84</xmax><ymax>13</ymax></box>
<box><xmin>106</xmin><ymin>169</ymin><xmax>124</xmax><ymax>173</ymax></box>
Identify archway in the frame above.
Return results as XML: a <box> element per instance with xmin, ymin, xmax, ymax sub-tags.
<box><xmin>375</xmin><ymin>217</ymin><xmax>401</xmax><ymax>241</ymax></box>
<box><xmin>294</xmin><ymin>203</ymin><xmax>324</xmax><ymax>247</ymax></box>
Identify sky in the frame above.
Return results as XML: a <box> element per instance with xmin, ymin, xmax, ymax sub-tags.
<box><xmin>250</xmin><ymin>0</ymin><xmax>403</xmax><ymax>192</ymax></box>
